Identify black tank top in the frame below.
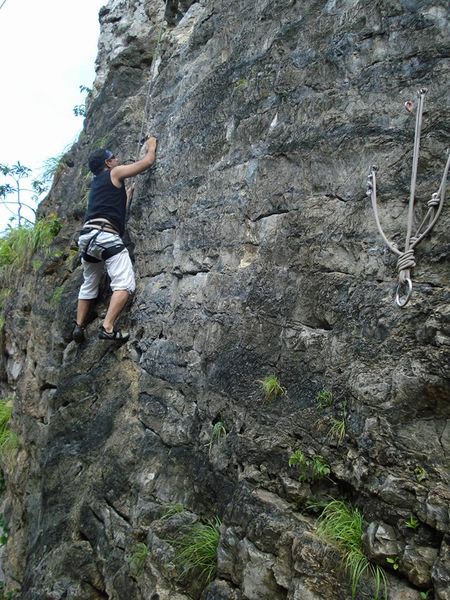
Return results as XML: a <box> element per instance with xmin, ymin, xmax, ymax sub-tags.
<box><xmin>85</xmin><ymin>171</ymin><xmax>127</xmax><ymax>236</ymax></box>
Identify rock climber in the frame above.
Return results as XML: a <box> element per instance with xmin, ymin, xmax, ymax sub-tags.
<box><xmin>72</xmin><ymin>136</ymin><xmax>157</xmax><ymax>343</ymax></box>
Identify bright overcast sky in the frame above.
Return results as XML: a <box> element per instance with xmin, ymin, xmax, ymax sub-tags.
<box><xmin>0</xmin><ymin>0</ymin><xmax>106</xmax><ymax>229</ymax></box>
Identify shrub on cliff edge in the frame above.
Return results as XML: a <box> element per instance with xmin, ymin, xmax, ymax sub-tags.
<box><xmin>0</xmin><ymin>214</ymin><xmax>61</xmax><ymax>273</ymax></box>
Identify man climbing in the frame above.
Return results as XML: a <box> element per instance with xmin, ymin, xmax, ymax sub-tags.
<box><xmin>72</xmin><ymin>136</ymin><xmax>157</xmax><ymax>343</ymax></box>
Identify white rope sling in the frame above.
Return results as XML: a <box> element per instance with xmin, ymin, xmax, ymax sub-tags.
<box><xmin>367</xmin><ymin>89</ymin><xmax>450</xmax><ymax>307</ymax></box>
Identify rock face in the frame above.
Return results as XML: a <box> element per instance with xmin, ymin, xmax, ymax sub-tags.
<box><xmin>1</xmin><ymin>0</ymin><xmax>449</xmax><ymax>599</ymax></box>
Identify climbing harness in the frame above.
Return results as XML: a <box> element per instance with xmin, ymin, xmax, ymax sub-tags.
<box><xmin>367</xmin><ymin>89</ymin><xmax>450</xmax><ymax>307</ymax></box>
<box><xmin>78</xmin><ymin>222</ymin><xmax>125</xmax><ymax>263</ymax></box>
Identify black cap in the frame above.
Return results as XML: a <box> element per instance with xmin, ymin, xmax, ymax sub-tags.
<box><xmin>88</xmin><ymin>149</ymin><xmax>114</xmax><ymax>175</ymax></box>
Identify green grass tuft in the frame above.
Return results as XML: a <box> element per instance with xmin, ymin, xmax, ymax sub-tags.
<box><xmin>0</xmin><ymin>399</ymin><xmax>19</xmax><ymax>466</ymax></box>
<box><xmin>161</xmin><ymin>503</ymin><xmax>185</xmax><ymax>520</ymax></box>
<box><xmin>172</xmin><ymin>518</ymin><xmax>221</xmax><ymax>583</ymax></box>
<box><xmin>328</xmin><ymin>417</ymin><xmax>346</xmax><ymax>443</ymax></box>
<box><xmin>317</xmin><ymin>500</ymin><xmax>388</xmax><ymax>600</ymax></box>
<box><xmin>316</xmin><ymin>388</ymin><xmax>333</xmax><ymax>408</ymax></box>
<box><xmin>258</xmin><ymin>374</ymin><xmax>286</xmax><ymax>400</ymax></box>
<box><xmin>128</xmin><ymin>542</ymin><xmax>149</xmax><ymax>576</ymax></box>
<box><xmin>209</xmin><ymin>421</ymin><xmax>227</xmax><ymax>454</ymax></box>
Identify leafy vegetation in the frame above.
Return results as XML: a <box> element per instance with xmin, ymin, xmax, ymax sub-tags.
<box><xmin>171</xmin><ymin>518</ymin><xmax>221</xmax><ymax>584</ymax></box>
<box><xmin>73</xmin><ymin>84</ymin><xmax>92</xmax><ymax>117</ymax></box>
<box><xmin>258</xmin><ymin>374</ymin><xmax>286</xmax><ymax>400</ymax></box>
<box><xmin>161</xmin><ymin>503</ymin><xmax>185</xmax><ymax>520</ymax></box>
<box><xmin>386</xmin><ymin>556</ymin><xmax>399</xmax><ymax>571</ymax></box>
<box><xmin>404</xmin><ymin>515</ymin><xmax>419</xmax><ymax>530</ymax></box>
<box><xmin>0</xmin><ymin>215</ymin><xmax>60</xmax><ymax>286</ymax></box>
<box><xmin>209</xmin><ymin>421</ymin><xmax>227</xmax><ymax>454</ymax></box>
<box><xmin>317</xmin><ymin>500</ymin><xmax>388</xmax><ymax>600</ymax></box>
<box><xmin>289</xmin><ymin>450</ymin><xmax>330</xmax><ymax>482</ymax></box>
<box><xmin>316</xmin><ymin>388</ymin><xmax>333</xmax><ymax>408</ymax></box>
<box><xmin>128</xmin><ymin>542</ymin><xmax>149</xmax><ymax>576</ymax></box>
<box><xmin>328</xmin><ymin>417</ymin><xmax>346</xmax><ymax>443</ymax></box>
<box><xmin>0</xmin><ymin>399</ymin><xmax>19</xmax><ymax>466</ymax></box>
<box><xmin>41</xmin><ymin>152</ymin><xmax>68</xmax><ymax>183</ymax></box>
<box><xmin>414</xmin><ymin>465</ymin><xmax>428</xmax><ymax>482</ymax></box>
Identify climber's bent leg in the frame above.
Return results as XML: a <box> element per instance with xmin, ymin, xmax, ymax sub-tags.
<box><xmin>102</xmin><ymin>290</ymin><xmax>130</xmax><ymax>333</ymax></box>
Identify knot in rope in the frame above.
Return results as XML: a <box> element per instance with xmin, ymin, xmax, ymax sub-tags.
<box><xmin>427</xmin><ymin>192</ymin><xmax>440</xmax><ymax>208</ymax></box>
<box><xmin>368</xmin><ymin>90</ymin><xmax>449</xmax><ymax>307</ymax></box>
<box><xmin>396</xmin><ymin>249</ymin><xmax>416</xmax><ymax>280</ymax></box>
<box><xmin>396</xmin><ymin>249</ymin><xmax>415</xmax><ymax>306</ymax></box>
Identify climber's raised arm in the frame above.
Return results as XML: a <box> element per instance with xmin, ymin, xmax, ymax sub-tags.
<box><xmin>110</xmin><ymin>136</ymin><xmax>157</xmax><ymax>185</ymax></box>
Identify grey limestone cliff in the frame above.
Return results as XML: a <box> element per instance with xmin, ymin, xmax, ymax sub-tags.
<box><xmin>0</xmin><ymin>0</ymin><xmax>449</xmax><ymax>599</ymax></box>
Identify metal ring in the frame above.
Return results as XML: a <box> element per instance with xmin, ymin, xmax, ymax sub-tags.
<box><xmin>395</xmin><ymin>278</ymin><xmax>413</xmax><ymax>307</ymax></box>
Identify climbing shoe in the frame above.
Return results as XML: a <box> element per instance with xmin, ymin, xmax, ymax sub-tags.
<box><xmin>72</xmin><ymin>323</ymin><xmax>86</xmax><ymax>343</ymax></box>
<box><xmin>98</xmin><ymin>326</ymin><xmax>129</xmax><ymax>342</ymax></box>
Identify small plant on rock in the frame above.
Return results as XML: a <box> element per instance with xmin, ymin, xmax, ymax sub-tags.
<box><xmin>161</xmin><ymin>503</ymin><xmax>185</xmax><ymax>520</ymax></box>
<box><xmin>328</xmin><ymin>417</ymin><xmax>346</xmax><ymax>443</ymax></box>
<box><xmin>386</xmin><ymin>556</ymin><xmax>399</xmax><ymax>571</ymax></box>
<box><xmin>172</xmin><ymin>518</ymin><xmax>221</xmax><ymax>584</ymax></box>
<box><xmin>316</xmin><ymin>388</ymin><xmax>333</xmax><ymax>409</ymax></box>
<box><xmin>208</xmin><ymin>421</ymin><xmax>227</xmax><ymax>454</ymax></box>
<box><xmin>258</xmin><ymin>374</ymin><xmax>286</xmax><ymax>400</ymax></box>
<box><xmin>414</xmin><ymin>465</ymin><xmax>428</xmax><ymax>482</ymax></box>
<box><xmin>404</xmin><ymin>515</ymin><xmax>419</xmax><ymax>530</ymax></box>
<box><xmin>420</xmin><ymin>590</ymin><xmax>432</xmax><ymax>599</ymax></box>
<box><xmin>289</xmin><ymin>450</ymin><xmax>330</xmax><ymax>483</ymax></box>
<box><xmin>288</xmin><ymin>449</ymin><xmax>306</xmax><ymax>468</ymax></box>
<box><xmin>0</xmin><ymin>400</ymin><xmax>19</xmax><ymax>467</ymax></box>
<box><xmin>128</xmin><ymin>542</ymin><xmax>149</xmax><ymax>576</ymax></box>
<box><xmin>311</xmin><ymin>455</ymin><xmax>331</xmax><ymax>480</ymax></box>
<box><xmin>317</xmin><ymin>500</ymin><xmax>388</xmax><ymax>600</ymax></box>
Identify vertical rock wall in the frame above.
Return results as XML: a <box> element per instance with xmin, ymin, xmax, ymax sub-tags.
<box><xmin>1</xmin><ymin>0</ymin><xmax>449</xmax><ymax>598</ymax></box>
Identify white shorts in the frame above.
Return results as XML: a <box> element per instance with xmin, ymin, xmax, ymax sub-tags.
<box><xmin>78</xmin><ymin>231</ymin><xmax>136</xmax><ymax>300</ymax></box>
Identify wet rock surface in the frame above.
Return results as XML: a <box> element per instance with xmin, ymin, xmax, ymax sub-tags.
<box><xmin>0</xmin><ymin>0</ymin><xmax>449</xmax><ymax>599</ymax></box>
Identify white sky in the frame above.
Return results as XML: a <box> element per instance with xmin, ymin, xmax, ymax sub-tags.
<box><xmin>0</xmin><ymin>0</ymin><xmax>106</xmax><ymax>229</ymax></box>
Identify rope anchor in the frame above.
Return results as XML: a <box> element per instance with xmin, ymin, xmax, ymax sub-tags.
<box><xmin>367</xmin><ymin>89</ymin><xmax>450</xmax><ymax>307</ymax></box>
